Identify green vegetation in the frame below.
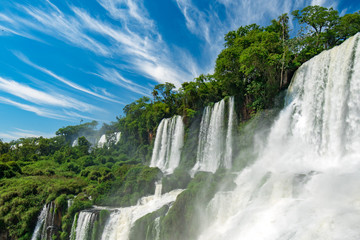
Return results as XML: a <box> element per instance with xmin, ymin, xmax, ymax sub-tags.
<box><xmin>160</xmin><ymin>170</ymin><xmax>236</xmax><ymax>240</ymax></box>
<box><xmin>0</xmin><ymin>5</ymin><xmax>359</xmax><ymax>240</ymax></box>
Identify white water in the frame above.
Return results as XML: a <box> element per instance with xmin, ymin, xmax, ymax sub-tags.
<box><xmin>31</xmin><ymin>202</ymin><xmax>56</xmax><ymax>240</ymax></box>
<box><xmin>98</xmin><ymin>134</ymin><xmax>107</xmax><ymax>148</ymax></box>
<box><xmin>72</xmin><ymin>138</ymin><xmax>78</xmax><ymax>147</ymax></box>
<box><xmin>115</xmin><ymin>132</ymin><xmax>121</xmax><ymax>144</ymax></box>
<box><xmin>191</xmin><ymin>97</ymin><xmax>236</xmax><ymax>175</ymax></box>
<box><xmin>72</xmin><ymin>211</ymin><xmax>98</xmax><ymax>240</ymax></box>
<box><xmin>97</xmin><ymin>132</ymin><xmax>121</xmax><ymax>148</ymax></box>
<box><xmin>101</xmin><ymin>183</ymin><xmax>183</xmax><ymax>240</ymax></box>
<box><xmin>198</xmin><ymin>34</ymin><xmax>360</xmax><ymax>240</ymax></box>
<box><xmin>150</xmin><ymin>116</ymin><xmax>184</xmax><ymax>174</ymax></box>
<box><xmin>31</xmin><ymin>204</ymin><xmax>49</xmax><ymax>240</ymax></box>
<box><xmin>153</xmin><ymin>217</ymin><xmax>161</xmax><ymax>240</ymax></box>
<box><xmin>224</xmin><ymin>96</ymin><xmax>236</xmax><ymax>168</ymax></box>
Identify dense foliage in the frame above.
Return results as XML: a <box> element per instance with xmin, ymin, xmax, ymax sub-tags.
<box><xmin>0</xmin><ymin>5</ymin><xmax>359</xmax><ymax>240</ymax></box>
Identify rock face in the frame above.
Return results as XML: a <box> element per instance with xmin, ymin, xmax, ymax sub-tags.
<box><xmin>0</xmin><ymin>231</ymin><xmax>8</xmax><ymax>240</ymax></box>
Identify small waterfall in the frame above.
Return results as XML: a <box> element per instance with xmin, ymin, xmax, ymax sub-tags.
<box><xmin>72</xmin><ymin>139</ymin><xmax>78</xmax><ymax>147</ymax></box>
<box><xmin>191</xmin><ymin>97</ymin><xmax>236</xmax><ymax>175</ymax></box>
<box><xmin>150</xmin><ymin>116</ymin><xmax>184</xmax><ymax>174</ymax></box>
<box><xmin>100</xmin><ymin>183</ymin><xmax>183</xmax><ymax>240</ymax></box>
<box><xmin>198</xmin><ymin>34</ymin><xmax>360</xmax><ymax>240</ymax></box>
<box><xmin>69</xmin><ymin>213</ymin><xmax>78</xmax><ymax>240</ymax></box>
<box><xmin>115</xmin><ymin>132</ymin><xmax>121</xmax><ymax>144</ymax></box>
<box><xmin>98</xmin><ymin>134</ymin><xmax>107</xmax><ymax>148</ymax></box>
<box><xmin>31</xmin><ymin>204</ymin><xmax>49</xmax><ymax>240</ymax></box>
<box><xmin>31</xmin><ymin>202</ymin><xmax>58</xmax><ymax>240</ymax></box>
<box><xmin>68</xmin><ymin>199</ymin><xmax>74</xmax><ymax>209</ymax></box>
<box><xmin>224</xmin><ymin>96</ymin><xmax>236</xmax><ymax>168</ymax></box>
<box><xmin>153</xmin><ymin>217</ymin><xmax>161</xmax><ymax>240</ymax></box>
<box><xmin>97</xmin><ymin>132</ymin><xmax>121</xmax><ymax>148</ymax></box>
<box><xmin>72</xmin><ymin>211</ymin><xmax>98</xmax><ymax>240</ymax></box>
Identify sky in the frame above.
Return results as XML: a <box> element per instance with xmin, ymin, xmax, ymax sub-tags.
<box><xmin>0</xmin><ymin>0</ymin><xmax>359</xmax><ymax>142</ymax></box>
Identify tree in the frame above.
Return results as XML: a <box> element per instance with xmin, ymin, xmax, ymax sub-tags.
<box><xmin>292</xmin><ymin>5</ymin><xmax>339</xmax><ymax>36</ymax></box>
<box><xmin>292</xmin><ymin>5</ymin><xmax>339</xmax><ymax>49</ymax></box>
<box><xmin>334</xmin><ymin>11</ymin><xmax>360</xmax><ymax>43</ymax></box>
<box><xmin>56</xmin><ymin>121</ymin><xmax>98</xmax><ymax>142</ymax></box>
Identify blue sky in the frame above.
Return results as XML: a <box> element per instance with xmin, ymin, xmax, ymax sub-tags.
<box><xmin>0</xmin><ymin>0</ymin><xmax>359</xmax><ymax>141</ymax></box>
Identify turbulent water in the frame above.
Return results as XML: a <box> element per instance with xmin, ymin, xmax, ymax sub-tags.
<box><xmin>191</xmin><ymin>96</ymin><xmax>236</xmax><ymax>175</ymax></box>
<box><xmin>198</xmin><ymin>33</ymin><xmax>360</xmax><ymax>240</ymax></box>
<box><xmin>150</xmin><ymin>116</ymin><xmax>184</xmax><ymax>174</ymax></box>
<box><xmin>100</xmin><ymin>182</ymin><xmax>182</xmax><ymax>240</ymax></box>
<box><xmin>70</xmin><ymin>210</ymin><xmax>99</xmax><ymax>240</ymax></box>
<box><xmin>97</xmin><ymin>134</ymin><xmax>107</xmax><ymax>148</ymax></box>
<box><xmin>31</xmin><ymin>204</ymin><xmax>49</xmax><ymax>240</ymax></box>
<box><xmin>31</xmin><ymin>202</ymin><xmax>56</xmax><ymax>240</ymax></box>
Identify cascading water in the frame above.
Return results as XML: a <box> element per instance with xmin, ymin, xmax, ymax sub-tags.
<box><xmin>198</xmin><ymin>33</ymin><xmax>360</xmax><ymax>240</ymax></box>
<box><xmin>115</xmin><ymin>132</ymin><xmax>121</xmax><ymax>144</ymax></box>
<box><xmin>31</xmin><ymin>204</ymin><xmax>49</xmax><ymax>240</ymax></box>
<box><xmin>72</xmin><ymin>138</ymin><xmax>78</xmax><ymax>147</ymax></box>
<box><xmin>224</xmin><ymin>96</ymin><xmax>236</xmax><ymax>168</ymax></box>
<box><xmin>97</xmin><ymin>132</ymin><xmax>121</xmax><ymax>148</ymax></box>
<box><xmin>31</xmin><ymin>202</ymin><xmax>57</xmax><ymax>240</ymax></box>
<box><xmin>100</xmin><ymin>182</ymin><xmax>183</xmax><ymax>240</ymax></box>
<box><xmin>71</xmin><ymin>210</ymin><xmax>98</xmax><ymax>240</ymax></box>
<box><xmin>150</xmin><ymin>116</ymin><xmax>184</xmax><ymax>174</ymax></box>
<box><xmin>191</xmin><ymin>97</ymin><xmax>236</xmax><ymax>175</ymax></box>
<box><xmin>97</xmin><ymin>134</ymin><xmax>107</xmax><ymax>148</ymax></box>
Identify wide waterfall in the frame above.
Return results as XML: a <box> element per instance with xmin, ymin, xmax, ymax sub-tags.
<box><xmin>100</xmin><ymin>182</ymin><xmax>182</xmax><ymax>240</ymax></box>
<box><xmin>198</xmin><ymin>33</ymin><xmax>360</xmax><ymax>240</ymax></box>
<box><xmin>150</xmin><ymin>116</ymin><xmax>184</xmax><ymax>174</ymax></box>
<box><xmin>191</xmin><ymin>96</ymin><xmax>236</xmax><ymax>175</ymax></box>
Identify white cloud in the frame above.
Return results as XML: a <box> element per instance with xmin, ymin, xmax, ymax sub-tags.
<box><xmin>2</xmin><ymin>2</ymin><xmax>198</xmax><ymax>90</ymax></box>
<box><xmin>175</xmin><ymin>0</ymin><xmax>214</xmax><ymax>44</ymax></box>
<box><xmin>95</xmin><ymin>65</ymin><xmax>152</xmax><ymax>96</ymax></box>
<box><xmin>0</xmin><ymin>96</ymin><xmax>72</xmax><ymax>120</ymax></box>
<box><xmin>0</xmin><ymin>128</ymin><xmax>54</xmax><ymax>142</ymax></box>
<box><xmin>14</xmin><ymin>52</ymin><xmax>122</xmax><ymax>104</ymax></box>
<box><xmin>0</xmin><ymin>76</ymin><xmax>97</xmax><ymax>112</ymax></box>
<box><xmin>97</xmin><ymin>0</ymin><xmax>155</xmax><ymax>28</ymax></box>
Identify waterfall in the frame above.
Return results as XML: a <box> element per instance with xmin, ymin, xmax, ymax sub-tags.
<box><xmin>72</xmin><ymin>139</ymin><xmax>78</xmax><ymax>147</ymax></box>
<box><xmin>153</xmin><ymin>217</ymin><xmax>161</xmax><ymax>240</ymax></box>
<box><xmin>100</xmin><ymin>183</ymin><xmax>183</xmax><ymax>240</ymax></box>
<box><xmin>31</xmin><ymin>202</ymin><xmax>57</xmax><ymax>240</ymax></box>
<box><xmin>191</xmin><ymin>97</ymin><xmax>236</xmax><ymax>175</ymax></box>
<box><xmin>150</xmin><ymin>116</ymin><xmax>184</xmax><ymax>174</ymax></box>
<box><xmin>198</xmin><ymin>33</ymin><xmax>360</xmax><ymax>240</ymax></box>
<box><xmin>72</xmin><ymin>210</ymin><xmax>98</xmax><ymax>240</ymax></box>
<box><xmin>115</xmin><ymin>132</ymin><xmax>121</xmax><ymax>144</ymax></box>
<box><xmin>224</xmin><ymin>96</ymin><xmax>236</xmax><ymax>168</ymax></box>
<box><xmin>98</xmin><ymin>134</ymin><xmax>107</xmax><ymax>148</ymax></box>
<box><xmin>97</xmin><ymin>132</ymin><xmax>121</xmax><ymax>148</ymax></box>
<box><xmin>31</xmin><ymin>204</ymin><xmax>49</xmax><ymax>240</ymax></box>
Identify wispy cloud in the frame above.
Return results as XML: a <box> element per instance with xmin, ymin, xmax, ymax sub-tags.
<box><xmin>97</xmin><ymin>0</ymin><xmax>155</xmax><ymax>28</ymax></box>
<box><xmin>0</xmin><ymin>76</ymin><xmax>97</xmax><ymax>112</ymax></box>
<box><xmin>0</xmin><ymin>96</ymin><xmax>71</xmax><ymax>120</ymax></box>
<box><xmin>72</xmin><ymin>6</ymin><xmax>195</xmax><ymax>86</ymax></box>
<box><xmin>0</xmin><ymin>128</ymin><xmax>54</xmax><ymax>141</ymax></box>
<box><xmin>2</xmin><ymin>1</ymin><xmax>200</xmax><ymax>89</ymax></box>
<box><xmin>14</xmin><ymin>52</ymin><xmax>123</xmax><ymax>104</ymax></box>
<box><xmin>175</xmin><ymin>0</ymin><xmax>215</xmax><ymax>44</ymax></box>
<box><xmin>95</xmin><ymin>65</ymin><xmax>152</xmax><ymax>96</ymax></box>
